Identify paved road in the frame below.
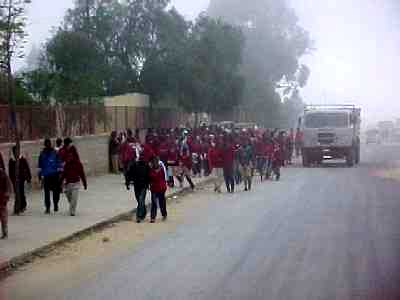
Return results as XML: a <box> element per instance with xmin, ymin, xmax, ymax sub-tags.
<box><xmin>4</xmin><ymin>144</ymin><xmax>400</xmax><ymax>300</ymax></box>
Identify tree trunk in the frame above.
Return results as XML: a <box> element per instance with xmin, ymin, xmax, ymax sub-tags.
<box><xmin>7</xmin><ymin>61</ymin><xmax>21</xmax><ymax>214</ymax></box>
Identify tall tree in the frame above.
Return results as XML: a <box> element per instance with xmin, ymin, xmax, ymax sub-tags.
<box><xmin>208</xmin><ymin>0</ymin><xmax>312</xmax><ymax>127</ymax></box>
<box><xmin>0</xmin><ymin>0</ymin><xmax>31</xmax><ymax>214</ymax></box>
<box><xmin>45</xmin><ymin>29</ymin><xmax>104</xmax><ymax>104</ymax></box>
<box><xmin>179</xmin><ymin>15</ymin><xmax>245</xmax><ymax>116</ymax></box>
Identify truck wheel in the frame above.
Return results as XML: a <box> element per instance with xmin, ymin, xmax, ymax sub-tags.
<box><xmin>302</xmin><ymin>150</ymin><xmax>310</xmax><ymax>167</ymax></box>
<box><xmin>346</xmin><ymin>148</ymin><xmax>355</xmax><ymax>167</ymax></box>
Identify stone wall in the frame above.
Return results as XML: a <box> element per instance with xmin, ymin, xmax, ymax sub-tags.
<box><xmin>0</xmin><ymin>134</ymin><xmax>110</xmax><ymax>187</ymax></box>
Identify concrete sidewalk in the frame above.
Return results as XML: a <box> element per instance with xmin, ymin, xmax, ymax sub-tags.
<box><xmin>0</xmin><ymin>174</ymin><xmax>211</xmax><ymax>271</ymax></box>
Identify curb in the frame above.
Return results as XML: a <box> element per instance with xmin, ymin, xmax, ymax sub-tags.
<box><xmin>0</xmin><ymin>177</ymin><xmax>216</xmax><ymax>275</ymax></box>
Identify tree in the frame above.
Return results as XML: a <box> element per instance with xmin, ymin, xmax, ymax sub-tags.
<box><xmin>208</xmin><ymin>0</ymin><xmax>312</xmax><ymax>127</ymax></box>
<box><xmin>45</xmin><ymin>30</ymin><xmax>104</xmax><ymax>104</ymax></box>
<box><xmin>0</xmin><ymin>0</ymin><xmax>31</xmax><ymax>214</ymax></box>
<box><xmin>179</xmin><ymin>15</ymin><xmax>245</xmax><ymax>117</ymax></box>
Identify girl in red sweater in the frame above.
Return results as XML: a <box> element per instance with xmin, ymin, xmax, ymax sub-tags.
<box><xmin>149</xmin><ymin>156</ymin><xmax>168</xmax><ymax>223</ymax></box>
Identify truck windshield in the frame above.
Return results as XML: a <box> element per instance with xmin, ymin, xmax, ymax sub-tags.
<box><xmin>304</xmin><ymin>113</ymin><xmax>349</xmax><ymax>128</ymax></box>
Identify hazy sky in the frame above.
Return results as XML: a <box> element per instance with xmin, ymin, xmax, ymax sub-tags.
<box><xmin>23</xmin><ymin>0</ymin><xmax>400</xmax><ymax>125</ymax></box>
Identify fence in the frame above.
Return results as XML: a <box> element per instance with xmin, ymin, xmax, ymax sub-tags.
<box><xmin>0</xmin><ymin>105</ymin><xmax>190</xmax><ymax>143</ymax></box>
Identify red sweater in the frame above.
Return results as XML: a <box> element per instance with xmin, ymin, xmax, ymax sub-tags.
<box><xmin>208</xmin><ymin>147</ymin><xmax>223</xmax><ymax>169</ymax></box>
<box><xmin>167</xmin><ymin>145</ymin><xmax>179</xmax><ymax>166</ymax></box>
<box><xmin>142</xmin><ymin>143</ymin><xmax>155</xmax><ymax>163</ymax></box>
<box><xmin>158</xmin><ymin>142</ymin><xmax>170</xmax><ymax>163</ymax></box>
<box><xmin>179</xmin><ymin>152</ymin><xmax>192</xmax><ymax>169</ymax></box>
<box><xmin>149</xmin><ymin>167</ymin><xmax>167</xmax><ymax>193</ymax></box>
<box><xmin>190</xmin><ymin>142</ymin><xmax>202</xmax><ymax>154</ymax></box>
<box><xmin>222</xmin><ymin>145</ymin><xmax>235</xmax><ymax>169</ymax></box>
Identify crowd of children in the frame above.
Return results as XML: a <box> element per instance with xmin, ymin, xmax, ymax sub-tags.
<box><xmin>109</xmin><ymin>125</ymin><xmax>302</xmax><ymax>223</ymax></box>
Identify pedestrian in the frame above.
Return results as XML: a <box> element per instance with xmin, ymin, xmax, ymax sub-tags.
<box><xmin>55</xmin><ymin>138</ymin><xmax>63</xmax><ymax>152</ymax></box>
<box><xmin>201</xmin><ymin>137</ymin><xmax>210</xmax><ymax>176</ymax></box>
<box><xmin>286</xmin><ymin>129</ymin><xmax>294</xmax><ymax>165</ymax></box>
<box><xmin>38</xmin><ymin>139</ymin><xmax>63</xmax><ymax>214</ymax></box>
<box><xmin>119</xmin><ymin>129</ymin><xmax>138</xmax><ymax>182</ymax></box>
<box><xmin>9</xmin><ymin>146</ymin><xmax>32</xmax><ymax>214</ymax></box>
<box><xmin>222</xmin><ymin>136</ymin><xmax>235</xmax><ymax>193</ymax></box>
<box><xmin>295</xmin><ymin>128</ymin><xmax>303</xmax><ymax>157</ymax></box>
<box><xmin>179</xmin><ymin>147</ymin><xmax>195</xmax><ymax>190</ymax></box>
<box><xmin>109</xmin><ymin>131</ymin><xmax>120</xmax><ymax>174</ymax></box>
<box><xmin>272</xmin><ymin>136</ymin><xmax>284</xmax><ymax>181</ymax></box>
<box><xmin>149</xmin><ymin>156</ymin><xmax>168</xmax><ymax>223</ymax></box>
<box><xmin>167</xmin><ymin>138</ymin><xmax>180</xmax><ymax>188</ymax></box>
<box><xmin>233</xmin><ymin>143</ymin><xmax>242</xmax><ymax>185</ymax></box>
<box><xmin>0</xmin><ymin>167</ymin><xmax>12</xmax><ymax>239</ymax></box>
<box><xmin>191</xmin><ymin>136</ymin><xmax>202</xmax><ymax>177</ymax></box>
<box><xmin>208</xmin><ymin>140</ymin><xmax>224</xmax><ymax>193</ymax></box>
<box><xmin>60</xmin><ymin>141</ymin><xmax>87</xmax><ymax>216</ymax></box>
<box><xmin>126</xmin><ymin>149</ymin><xmax>150</xmax><ymax>223</ymax></box>
<box><xmin>255</xmin><ymin>136</ymin><xmax>267</xmax><ymax>181</ymax></box>
<box><xmin>239</xmin><ymin>140</ymin><xmax>254</xmax><ymax>191</ymax></box>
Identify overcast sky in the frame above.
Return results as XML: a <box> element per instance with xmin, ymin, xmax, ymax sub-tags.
<box><xmin>23</xmin><ymin>0</ymin><xmax>400</xmax><ymax>125</ymax></box>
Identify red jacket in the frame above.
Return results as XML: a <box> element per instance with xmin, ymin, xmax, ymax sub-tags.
<box><xmin>265</xmin><ymin>142</ymin><xmax>274</xmax><ymax>157</ymax></box>
<box><xmin>61</xmin><ymin>147</ymin><xmax>87</xmax><ymax>187</ymax></box>
<box><xmin>222</xmin><ymin>145</ymin><xmax>235</xmax><ymax>169</ymax></box>
<box><xmin>149</xmin><ymin>167</ymin><xmax>167</xmax><ymax>193</ymax></box>
<box><xmin>158</xmin><ymin>142</ymin><xmax>170</xmax><ymax>163</ymax></box>
<box><xmin>119</xmin><ymin>138</ymin><xmax>137</xmax><ymax>166</ymax></box>
<box><xmin>190</xmin><ymin>141</ymin><xmax>202</xmax><ymax>154</ymax></box>
<box><xmin>255</xmin><ymin>140</ymin><xmax>266</xmax><ymax>156</ymax></box>
<box><xmin>179</xmin><ymin>151</ymin><xmax>192</xmax><ymax>169</ymax></box>
<box><xmin>208</xmin><ymin>146</ymin><xmax>223</xmax><ymax>169</ymax></box>
<box><xmin>167</xmin><ymin>144</ymin><xmax>179</xmax><ymax>166</ymax></box>
<box><xmin>142</xmin><ymin>143</ymin><xmax>155</xmax><ymax>163</ymax></box>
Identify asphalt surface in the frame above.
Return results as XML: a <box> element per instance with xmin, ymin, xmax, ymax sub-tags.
<box><xmin>5</xmin><ymin>144</ymin><xmax>400</xmax><ymax>300</ymax></box>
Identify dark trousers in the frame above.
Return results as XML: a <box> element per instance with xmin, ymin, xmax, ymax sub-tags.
<box><xmin>134</xmin><ymin>186</ymin><xmax>147</xmax><ymax>221</ymax></box>
<box><xmin>203</xmin><ymin>159</ymin><xmax>210</xmax><ymax>176</ymax></box>
<box><xmin>223</xmin><ymin>167</ymin><xmax>235</xmax><ymax>193</ymax></box>
<box><xmin>272</xmin><ymin>160</ymin><xmax>281</xmax><ymax>180</ymax></box>
<box><xmin>151</xmin><ymin>192</ymin><xmax>167</xmax><ymax>220</ymax></box>
<box><xmin>234</xmin><ymin>162</ymin><xmax>241</xmax><ymax>184</ymax></box>
<box><xmin>44</xmin><ymin>174</ymin><xmax>61</xmax><ymax>211</ymax></box>
<box><xmin>13</xmin><ymin>181</ymin><xmax>27</xmax><ymax>214</ymax></box>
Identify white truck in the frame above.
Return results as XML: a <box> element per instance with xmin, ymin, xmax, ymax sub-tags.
<box><xmin>299</xmin><ymin>104</ymin><xmax>361</xmax><ymax>167</ymax></box>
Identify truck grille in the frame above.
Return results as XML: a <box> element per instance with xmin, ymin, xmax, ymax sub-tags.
<box><xmin>318</xmin><ymin>133</ymin><xmax>335</xmax><ymax>144</ymax></box>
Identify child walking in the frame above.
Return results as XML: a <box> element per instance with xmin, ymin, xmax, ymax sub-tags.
<box><xmin>149</xmin><ymin>156</ymin><xmax>168</xmax><ymax>223</ymax></box>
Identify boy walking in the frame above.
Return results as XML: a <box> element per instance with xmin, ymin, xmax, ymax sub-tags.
<box><xmin>126</xmin><ymin>150</ymin><xmax>150</xmax><ymax>223</ymax></box>
<box><xmin>38</xmin><ymin>139</ymin><xmax>62</xmax><ymax>214</ymax></box>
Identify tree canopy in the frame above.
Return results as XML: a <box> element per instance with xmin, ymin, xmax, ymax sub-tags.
<box><xmin>208</xmin><ymin>0</ymin><xmax>312</xmax><ymax>126</ymax></box>
<box><xmin>22</xmin><ymin>0</ymin><xmax>245</xmax><ymax>115</ymax></box>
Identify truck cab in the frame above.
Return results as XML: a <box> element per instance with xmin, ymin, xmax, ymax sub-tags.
<box><xmin>300</xmin><ymin>105</ymin><xmax>361</xmax><ymax>167</ymax></box>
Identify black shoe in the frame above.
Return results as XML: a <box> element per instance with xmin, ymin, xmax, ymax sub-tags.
<box><xmin>244</xmin><ymin>188</ymin><xmax>248</xmax><ymax>191</ymax></box>
<box><xmin>150</xmin><ymin>219</ymin><xmax>155</xmax><ymax>223</ymax></box>
<box><xmin>136</xmin><ymin>219</ymin><xmax>141</xmax><ymax>223</ymax></box>
<box><xmin>54</xmin><ymin>207</ymin><xmax>59</xmax><ymax>213</ymax></box>
<box><xmin>1</xmin><ymin>234</ymin><xmax>8</xmax><ymax>240</ymax></box>
<box><xmin>45</xmin><ymin>209</ymin><xmax>50</xmax><ymax>214</ymax></box>
<box><xmin>70</xmin><ymin>213</ymin><xmax>76</xmax><ymax>216</ymax></box>
<box><xmin>162</xmin><ymin>216</ymin><xmax>167</xmax><ymax>222</ymax></box>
